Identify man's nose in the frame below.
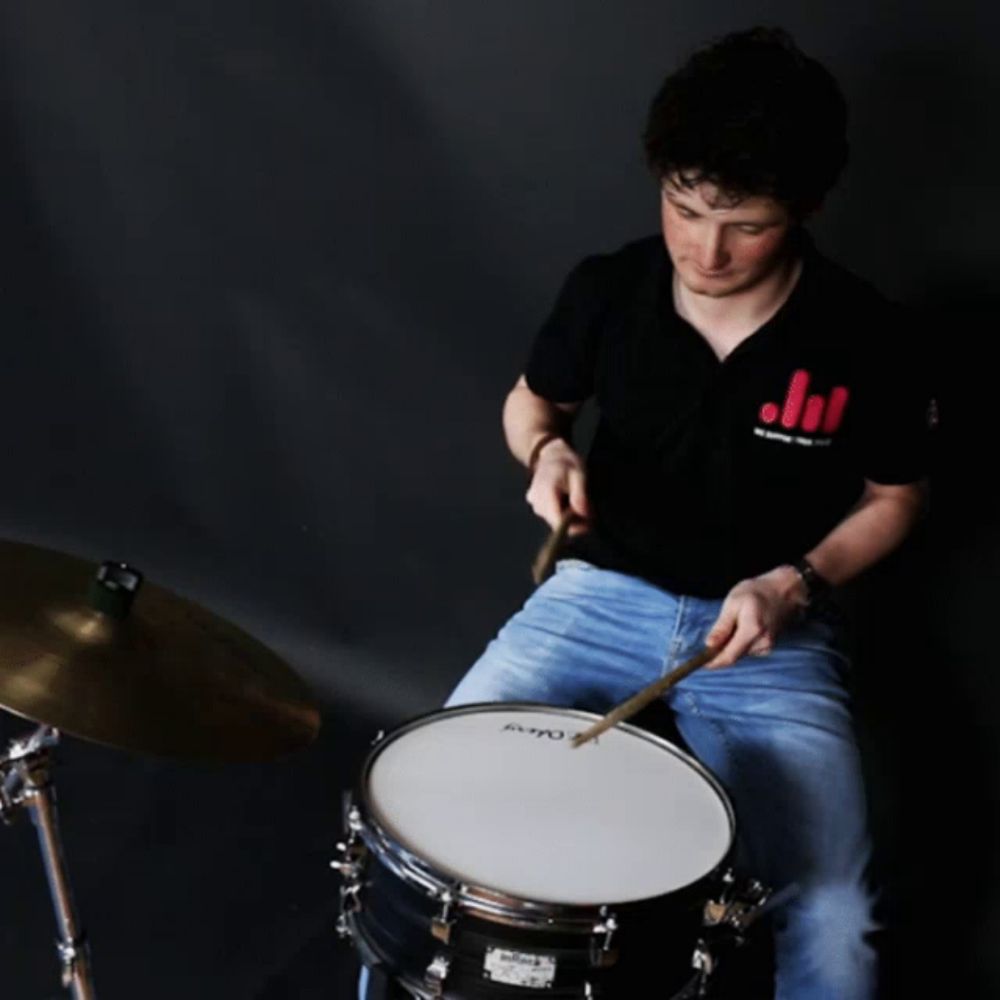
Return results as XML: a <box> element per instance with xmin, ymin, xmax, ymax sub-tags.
<box><xmin>698</xmin><ymin>227</ymin><xmax>729</xmax><ymax>270</ymax></box>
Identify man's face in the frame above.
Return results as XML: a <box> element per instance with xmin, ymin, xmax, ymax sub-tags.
<box><xmin>660</xmin><ymin>173</ymin><xmax>796</xmax><ymax>298</ymax></box>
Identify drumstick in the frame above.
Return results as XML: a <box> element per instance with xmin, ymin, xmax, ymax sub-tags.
<box><xmin>571</xmin><ymin>646</ymin><xmax>719</xmax><ymax>748</ymax></box>
<box><xmin>531</xmin><ymin>508</ymin><xmax>577</xmax><ymax>585</ymax></box>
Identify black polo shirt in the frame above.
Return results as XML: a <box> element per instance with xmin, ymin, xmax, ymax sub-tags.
<box><xmin>524</xmin><ymin>231</ymin><xmax>930</xmax><ymax>598</ymax></box>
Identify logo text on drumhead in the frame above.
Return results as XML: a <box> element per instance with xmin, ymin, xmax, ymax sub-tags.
<box><xmin>501</xmin><ymin>722</ymin><xmax>570</xmax><ymax>741</ymax></box>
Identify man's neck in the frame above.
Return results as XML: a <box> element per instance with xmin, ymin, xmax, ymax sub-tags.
<box><xmin>673</xmin><ymin>252</ymin><xmax>803</xmax><ymax>356</ymax></box>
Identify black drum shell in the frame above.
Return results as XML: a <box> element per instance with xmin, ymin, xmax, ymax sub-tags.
<box><xmin>351</xmin><ymin>841</ymin><xmax>723</xmax><ymax>998</ymax></box>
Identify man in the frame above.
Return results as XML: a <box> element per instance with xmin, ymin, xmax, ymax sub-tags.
<box><xmin>361</xmin><ymin>26</ymin><xmax>929</xmax><ymax>1000</ymax></box>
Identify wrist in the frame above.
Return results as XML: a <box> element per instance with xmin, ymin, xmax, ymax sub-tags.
<box><xmin>526</xmin><ymin>432</ymin><xmax>565</xmax><ymax>474</ymax></box>
<box><xmin>766</xmin><ymin>564</ymin><xmax>810</xmax><ymax>607</ymax></box>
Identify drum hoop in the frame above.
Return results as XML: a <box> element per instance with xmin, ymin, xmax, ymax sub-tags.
<box><xmin>360</xmin><ymin>819</ymin><xmax>610</xmax><ymax>931</ymax></box>
<box><xmin>356</xmin><ymin>702</ymin><xmax>736</xmax><ymax>922</ymax></box>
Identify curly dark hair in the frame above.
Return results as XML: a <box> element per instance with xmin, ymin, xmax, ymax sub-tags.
<box><xmin>642</xmin><ymin>27</ymin><xmax>848</xmax><ymax>216</ymax></box>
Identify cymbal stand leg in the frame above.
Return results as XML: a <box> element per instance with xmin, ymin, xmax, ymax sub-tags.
<box><xmin>0</xmin><ymin>725</ymin><xmax>97</xmax><ymax>1000</ymax></box>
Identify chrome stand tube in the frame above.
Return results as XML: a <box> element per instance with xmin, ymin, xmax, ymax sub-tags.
<box><xmin>1</xmin><ymin>726</ymin><xmax>97</xmax><ymax>999</ymax></box>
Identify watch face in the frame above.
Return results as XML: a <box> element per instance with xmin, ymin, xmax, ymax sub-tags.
<box><xmin>792</xmin><ymin>559</ymin><xmax>817</xmax><ymax>601</ymax></box>
<box><xmin>799</xmin><ymin>560</ymin><xmax>832</xmax><ymax>600</ymax></box>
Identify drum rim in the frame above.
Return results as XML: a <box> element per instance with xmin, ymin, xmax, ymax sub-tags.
<box><xmin>355</xmin><ymin>702</ymin><xmax>736</xmax><ymax>919</ymax></box>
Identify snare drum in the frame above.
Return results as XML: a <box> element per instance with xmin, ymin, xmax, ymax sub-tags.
<box><xmin>335</xmin><ymin>704</ymin><xmax>737</xmax><ymax>999</ymax></box>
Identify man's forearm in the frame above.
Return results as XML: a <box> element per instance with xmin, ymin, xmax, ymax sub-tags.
<box><xmin>803</xmin><ymin>482</ymin><xmax>927</xmax><ymax>587</ymax></box>
<box><xmin>502</xmin><ymin>378</ymin><xmax>578</xmax><ymax>468</ymax></box>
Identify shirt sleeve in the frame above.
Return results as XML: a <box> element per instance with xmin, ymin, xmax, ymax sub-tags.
<box><xmin>853</xmin><ymin>304</ymin><xmax>933</xmax><ymax>485</ymax></box>
<box><xmin>523</xmin><ymin>254</ymin><xmax>609</xmax><ymax>403</ymax></box>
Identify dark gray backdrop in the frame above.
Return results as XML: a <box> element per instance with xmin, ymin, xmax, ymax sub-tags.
<box><xmin>0</xmin><ymin>2</ymin><xmax>995</xmax><ymax>997</ymax></box>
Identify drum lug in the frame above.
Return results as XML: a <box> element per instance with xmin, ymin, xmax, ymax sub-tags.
<box><xmin>330</xmin><ymin>846</ymin><xmax>365</xmax><ymax>880</ymax></box>
<box><xmin>589</xmin><ymin>906</ymin><xmax>619</xmax><ymax>968</ymax></box>
<box><xmin>334</xmin><ymin>882</ymin><xmax>363</xmax><ymax>940</ymax></box>
<box><xmin>691</xmin><ymin>939</ymin><xmax>714</xmax><ymax>976</ymax></box>
<box><xmin>703</xmin><ymin>868</ymin><xmax>734</xmax><ymax>927</ymax></box>
<box><xmin>330</xmin><ymin>835</ymin><xmax>367</xmax><ymax>882</ymax></box>
<box><xmin>343</xmin><ymin>801</ymin><xmax>364</xmax><ymax>837</ymax></box>
<box><xmin>684</xmin><ymin>940</ymin><xmax>714</xmax><ymax>998</ymax></box>
<box><xmin>430</xmin><ymin>889</ymin><xmax>456</xmax><ymax>945</ymax></box>
<box><xmin>702</xmin><ymin>872</ymin><xmax>771</xmax><ymax>939</ymax></box>
<box><xmin>424</xmin><ymin>953</ymin><xmax>450</xmax><ymax>997</ymax></box>
<box><xmin>332</xmin><ymin>801</ymin><xmax>368</xmax><ymax>940</ymax></box>
<box><xmin>332</xmin><ymin>802</ymin><xmax>365</xmax><ymax>868</ymax></box>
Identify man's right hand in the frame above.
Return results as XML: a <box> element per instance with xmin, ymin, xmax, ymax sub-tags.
<box><xmin>525</xmin><ymin>437</ymin><xmax>592</xmax><ymax>535</ymax></box>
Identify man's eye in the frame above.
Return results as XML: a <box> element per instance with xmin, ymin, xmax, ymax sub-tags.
<box><xmin>675</xmin><ymin>205</ymin><xmax>696</xmax><ymax>218</ymax></box>
<box><xmin>739</xmin><ymin>226</ymin><xmax>764</xmax><ymax>235</ymax></box>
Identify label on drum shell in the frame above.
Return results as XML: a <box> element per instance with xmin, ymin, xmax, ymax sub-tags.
<box><xmin>483</xmin><ymin>947</ymin><xmax>557</xmax><ymax>988</ymax></box>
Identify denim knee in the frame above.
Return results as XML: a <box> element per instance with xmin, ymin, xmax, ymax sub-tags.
<box><xmin>775</xmin><ymin>879</ymin><xmax>880</xmax><ymax>999</ymax></box>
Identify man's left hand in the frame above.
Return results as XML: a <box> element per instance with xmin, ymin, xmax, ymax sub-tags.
<box><xmin>704</xmin><ymin>566</ymin><xmax>809</xmax><ymax>668</ymax></box>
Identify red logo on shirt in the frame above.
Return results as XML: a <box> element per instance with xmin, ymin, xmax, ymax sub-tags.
<box><xmin>756</xmin><ymin>370</ymin><xmax>849</xmax><ymax>446</ymax></box>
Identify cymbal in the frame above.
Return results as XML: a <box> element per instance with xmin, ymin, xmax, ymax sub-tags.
<box><xmin>0</xmin><ymin>539</ymin><xmax>321</xmax><ymax>762</ymax></box>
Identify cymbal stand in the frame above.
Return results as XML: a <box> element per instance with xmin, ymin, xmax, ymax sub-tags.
<box><xmin>0</xmin><ymin>724</ymin><xmax>97</xmax><ymax>999</ymax></box>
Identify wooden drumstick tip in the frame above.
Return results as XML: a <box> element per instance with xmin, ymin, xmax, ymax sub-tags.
<box><xmin>570</xmin><ymin>645</ymin><xmax>719</xmax><ymax>748</ymax></box>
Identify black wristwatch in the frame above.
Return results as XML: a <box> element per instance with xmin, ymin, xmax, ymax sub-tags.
<box><xmin>791</xmin><ymin>557</ymin><xmax>831</xmax><ymax>605</ymax></box>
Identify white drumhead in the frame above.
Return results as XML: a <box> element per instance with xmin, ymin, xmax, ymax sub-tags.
<box><xmin>364</xmin><ymin>706</ymin><xmax>733</xmax><ymax>905</ymax></box>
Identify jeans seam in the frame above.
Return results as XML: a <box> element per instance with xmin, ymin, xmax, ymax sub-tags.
<box><xmin>681</xmin><ymin>689</ymin><xmax>744</xmax><ymax>867</ymax></box>
<box><xmin>682</xmin><ymin>690</ymin><xmax>736</xmax><ymax>766</ymax></box>
<box><xmin>660</xmin><ymin>594</ymin><xmax>687</xmax><ymax>677</ymax></box>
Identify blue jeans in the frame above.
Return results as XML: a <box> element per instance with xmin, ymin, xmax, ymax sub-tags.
<box><xmin>360</xmin><ymin>559</ymin><xmax>879</xmax><ymax>999</ymax></box>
